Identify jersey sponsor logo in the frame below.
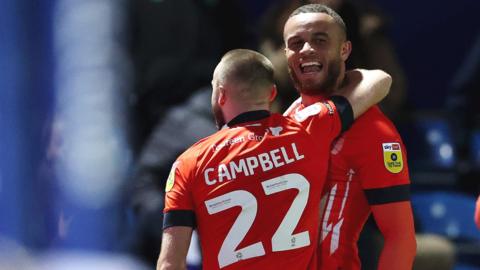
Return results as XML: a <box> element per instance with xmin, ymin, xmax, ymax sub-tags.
<box><xmin>211</xmin><ymin>127</ymin><xmax>283</xmax><ymax>152</ymax></box>
<box><xmin>165</xmin><ymin>161</ymin><xmax>179</xmax><ymax>192</ymax></box>
<box><xmin>382</xmin><ymin>143</ymin><xmax>403</xmax><ymax>173</ymax></box>
<box><xmin>211</xmin><ymin>136</ymin><xmax>246</xmax><ymax>152</ymax></box>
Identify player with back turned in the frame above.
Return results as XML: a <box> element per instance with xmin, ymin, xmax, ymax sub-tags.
<box><xmin>156</xmin><ymin>49</ymin><xmax>391</xmax><ymax>270</ymax></box>
<box><xmin>283</xmin><ymin>4</ymin><xmax>416</xmax><ymax>270</ymax></box>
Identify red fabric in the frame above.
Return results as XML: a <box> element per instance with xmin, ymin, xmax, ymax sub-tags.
<box><xmin>165</xmin><ymin>102</ymin><xmax>340</xmax><ymax>270</ymax></box>
<box><xmin>372</xmin><ymin>202</ymin><xmax>416</xmax><ymax>270</ymax></box>
<box><xmin>286</xmin><ymin>104</ymin><xmax>411</xmax><ymax>270</ymax></box>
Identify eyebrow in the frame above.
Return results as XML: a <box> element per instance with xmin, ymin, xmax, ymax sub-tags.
<box><xmin>287</xmin><ymin>31</ymin><xmax>329</xmax><ymax>42</ymax></box>
<box><xmin>312</xmin><ymin>32</ymin><xmax>329</xmax><ymax>38</ymax></box>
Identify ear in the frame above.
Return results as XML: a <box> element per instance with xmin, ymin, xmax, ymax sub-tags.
<box><xmin>340</xmin><ymin>40</ymin><xmax>352</xmax><ymax>62</ymax></box>
<box><xmin>218</xmin><ymin>87</ymin><xmax>227</xmax><ymax>106</ymax></box>
<box><xmin>269</xmin><ymin>85</ymin><xmax>278</xmax><ymax>102</ymax></box>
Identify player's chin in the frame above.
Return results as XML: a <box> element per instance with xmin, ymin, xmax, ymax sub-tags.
<box><xmin>299</xmin><ymin>86</ymin><xmax>323</xmax><ymax>96</ymax></box>
<box><xmin>299</xmin><ymin>76</ymin><xmax>324</xmax><ymax>91</ymax></box>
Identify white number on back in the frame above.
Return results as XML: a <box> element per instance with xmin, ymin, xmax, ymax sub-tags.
<box><xmin>205</xmin><ymin>190</ymin><xmax>265</xmax><ymax>268</ymax></box>
<box><xmin>262</xmin><ymin>174</ymin><xmax>310</xmax><ymax>251</ymax></box>
<box><xmin>205</xmin><ymin>173</ymin><xmax>311</xmax><ymax>268</ymax></box>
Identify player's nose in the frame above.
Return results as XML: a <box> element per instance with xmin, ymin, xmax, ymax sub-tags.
<box><xmin>300</xmin><ymin>41</ymin><xmax>315</xmax><ymax>55</ymax></box>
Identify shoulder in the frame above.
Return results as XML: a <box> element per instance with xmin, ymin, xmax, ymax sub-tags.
<box><xmin>268</xmin><ymin>113</ymin><xmax>305</xmax><ymax>132</ymax></box>
<box><xmin>178</xmin><ymin>131</ymin><xmax>220</xmax><ymax>163</ymax></box>
<box><xmin>348</xmin><ymin>106</ymin><xmax>401</xmax><ymax>139</ymax></box>
<box><xmin>285</xmin><ymin>100</ymin><xmax>335</xmax><ymax>123</ymax></box>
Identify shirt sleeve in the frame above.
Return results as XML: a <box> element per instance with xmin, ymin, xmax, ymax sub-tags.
<box><xmin>350</xmin><ymin>122</ymin><xmax>411</xmax><ymax>205</ymax></box>
<box><xmin>294</xmin><ymin>101</ymin><xmax>339</xmax><ymax>142</ymax></box>
<box><xmin>163</xmin><ymin>154</ymin><xmax>197</xmax><ymax>229</ymax></box>
<box><xmin>292</xmin><ymin>98</ymin><xmax>352</xmax><ymax>142</ymax></box>
<box><xmin>329</xmin><ymin>95</ymin><xmax>354</xmax><ymax>132</ymax></box>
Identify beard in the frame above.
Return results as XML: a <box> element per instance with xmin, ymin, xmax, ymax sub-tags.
<box><xmin>212</xmin><ymin>104</ymin><xmax>226</xmax><ymax>130</ymax></box>
<box><xmin>290</xmin><ymin>57</ymin><xmax>342</xmax><ymax>97</ymax></box>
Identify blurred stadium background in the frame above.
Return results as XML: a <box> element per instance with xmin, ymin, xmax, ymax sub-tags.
<box><xmin>0</xmin><ymin>0</ymin><xmax>479</xmax><ymax>269</ymax></box>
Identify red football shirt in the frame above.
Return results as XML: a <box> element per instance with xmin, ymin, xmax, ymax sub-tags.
<box><xmin>164</xmin><ymin>100</ymin><xmax>350</xmax><ymax>270</ymax></box>
<box><xmin>286</xmin><ymin>100</ymin><xmax>410</xmax><ymax>270</ymax></box>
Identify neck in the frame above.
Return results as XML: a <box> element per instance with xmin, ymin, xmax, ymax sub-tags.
<box><xmin>300</xmin><ymin>71</ymin><xmax>346</xmax><ymax>107</ymax></box>
<box><xmin>300</xmin><ymin>94</ymin><xmax>327</xmax><ymax>107</ymax></box>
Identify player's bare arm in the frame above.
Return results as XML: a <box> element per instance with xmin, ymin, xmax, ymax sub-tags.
<box><xmin>371</xmin><ymin>201</ymin><xmax>417</xmax><ymax>270</ymax></box>
<box><xmin>335</xmin><ymin>69</ymin><xmax>392</xmax><ymax>119</ymax></box>
<box><xmin>157</xmin><ymin>226</ymin><xmax>193</xmax><ymax>270</ymax></box>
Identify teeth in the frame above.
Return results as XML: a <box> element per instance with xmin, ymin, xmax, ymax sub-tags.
<box><xmin>301</xmin><ymin>62</ymin><xmax>321</xmax><ymax>67</ymax></box>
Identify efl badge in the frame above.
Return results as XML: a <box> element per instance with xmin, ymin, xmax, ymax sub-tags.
<box><xmin>165</xmin><ymin>161</ymin><xmax>179</xmax><ymax>192</ymax></box>
<box><xmin>382</xmin><ymin>143</ymin><xmax>403</xmax><ymax>173</ymax></box>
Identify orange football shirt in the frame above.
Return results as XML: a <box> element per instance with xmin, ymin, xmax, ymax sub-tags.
<box><xmin>286</xmin><ymin>101</ymin><xmax>410</xmax><ymax>270</ymax></box>
<box><xmin>164</xmin><ymin>99</ymin><xmax>351</xmax><ymax>270</ymax></box>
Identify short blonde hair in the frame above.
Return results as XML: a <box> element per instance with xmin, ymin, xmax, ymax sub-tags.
<box><xmin>216</xmin><ymin>49</ymin><xmax>275</xmax><ymax>102</ymax></box>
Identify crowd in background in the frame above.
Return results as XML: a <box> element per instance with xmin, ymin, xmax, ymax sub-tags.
<box><xmin>0</xmin><ymin>0</ymin><xmax>479</xmax><ymax>269</ymax></box>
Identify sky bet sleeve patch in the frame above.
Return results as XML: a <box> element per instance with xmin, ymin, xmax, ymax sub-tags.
<box><xmin>382</xmin><ymin>143</ymin><xmax>404</xmax><ymax>173</ymax></box>
<box><xmin>165</xmin><ymin>161</ymin><xmax>179</xmax><ymax>192</ymax></box>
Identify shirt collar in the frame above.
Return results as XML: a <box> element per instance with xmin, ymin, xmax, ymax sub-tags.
<box><xmin>226</xmin><ymin>110</ymin><xmax>270</xmax><ymax>128</ymax></box>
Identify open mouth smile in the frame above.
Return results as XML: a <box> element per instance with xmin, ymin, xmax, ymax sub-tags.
<box><xmin>300</xmin><ymin>61</ymin><xmax>323</xmax><ymax>74</ymax></box>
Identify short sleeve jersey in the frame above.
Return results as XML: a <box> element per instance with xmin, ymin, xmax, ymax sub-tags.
<box><xmin>285</xmin><ymin>101</ymin><xmax>410</xmax><ymax>270</ymax></box>
<box><xmin>164</xmin><ymin>100</ymin><xmax>350</xmax><ymax>270</ymax></box>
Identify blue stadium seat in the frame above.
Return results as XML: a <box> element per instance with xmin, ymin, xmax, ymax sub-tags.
<box><xmin>414</xmin><ymin>118</ymin><xmax>457</xmax><ymax>169</ymax></box>
<box><xmin>455</xmin><ymin>263</ymin><xmax>480</xmax><ymax>270</ymax></box>
<box><xmin>412</xmin><ymin>191</ymin><xmax>480</xmax><ymax>267</ymax></box>
<box><xmin>412</xmin><ymin>191</ymin><xmax>479</xmax><ymax>241</ymax></box>
<box><xmin>470</xmin><ymin>129</ymin><xmax>480</xmax><ymax>169</ymax></box>
<box><xmin>400</xmin><ymin>115</ymin><xmax>458</xmax><ymax>187</ymax></box>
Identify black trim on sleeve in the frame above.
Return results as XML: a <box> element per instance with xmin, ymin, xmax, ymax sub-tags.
<box><xmin>329</xmin><ymin>95</ymin><xmax>354</xmax><ymax>132</ymax></box>
<box><xmin>364</xmin><ymin>184</ymin><xmax>411</xmax><ymax>205</ymax></box>
<box><xmin>163</xmin><ymin>210</ymin><xmax>196</xmax><ymax>229</ymax></box>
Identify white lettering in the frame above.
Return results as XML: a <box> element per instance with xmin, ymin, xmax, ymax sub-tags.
<box><xmin>246</xmin><ymin>157</ymin><xmax>259</xmax><ymax>175</ymax></box>
<box><xmin>280</xmin><ymin>147</ymin><xmax>295</xmax><ymax>164</ymax></box>
<box><xmin>203</xmin><ymin>143</ymin><xmax>306</xmax><ymax>187</ymax></box>
<box><xmin>248</xmin><ymin>133</ymin><xmax>263</xmax><ymax>141</ymax></box>
<box><xmin>230</xmin><ymin>159</ymin><xmax>249</xmax><ymax>178</ymax></box>
<box><xmin>205</xmin><ymin>168</ymin><xmax>216</xmax><ymax>185</ymax></box>
<box><xmin>258</xmin><ymin>153</ymin><xmax>274</xmax><ymax>171</ymax></box>
<box><xmin>270</xmin><ymin>149</ymin><xmax>284</xmax><ymax>168</ymax></box>
<box><xmin>212</xmin><ymin>136</ymin><xmax>245</xmax><ymax>151</ymax></box>
<box><xmin>218</xmin><ymin>164</ymin><xmax>231</xmax><ymax>182</ymax></box>
<box><xmin>292</xmin><ymin>143</ymin><xmax>304</xmax><ymax>160</ymax></box>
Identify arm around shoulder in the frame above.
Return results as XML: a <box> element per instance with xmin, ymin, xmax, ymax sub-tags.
<box><xmin>336</xmin><ymin>69</ymin><xmax>392</xmax><ymax>119</ymax></box>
